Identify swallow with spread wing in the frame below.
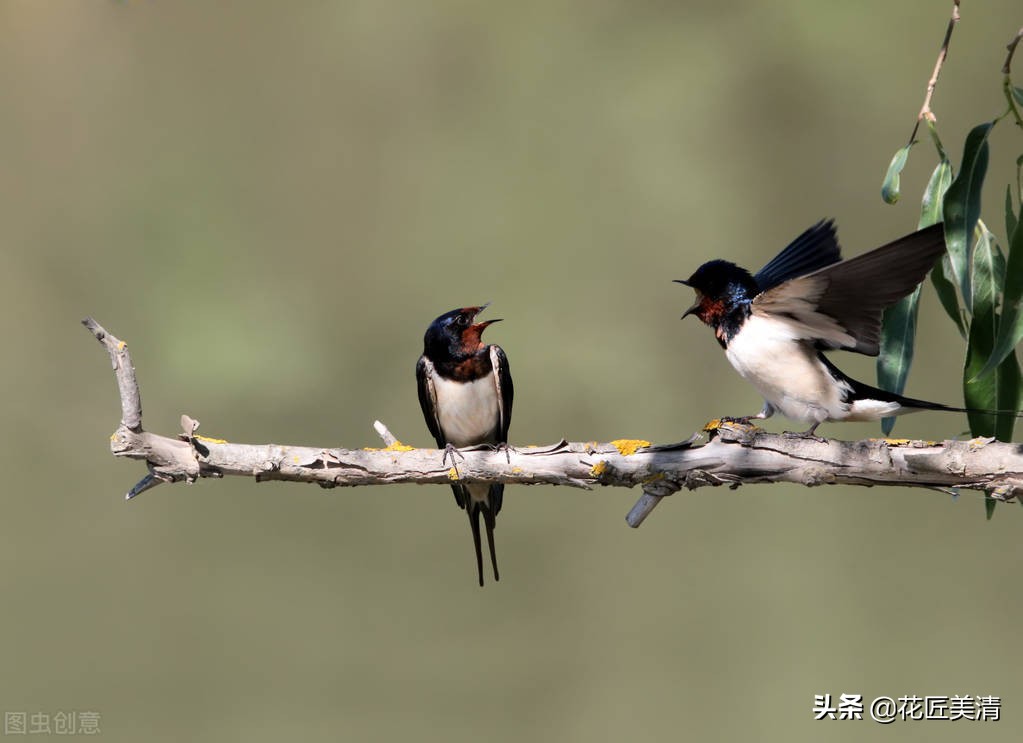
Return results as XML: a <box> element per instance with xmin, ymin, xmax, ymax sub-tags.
<box><xmin>676</xmin><ymin>220</ymin><xmax>998</xmax><ymax>435</ymax></box>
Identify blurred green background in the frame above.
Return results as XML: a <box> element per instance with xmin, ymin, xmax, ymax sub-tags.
<box><xmin>3</xmin><ymin>1</ymin><xmax>1022</xmax><ymax>740</ymax></box>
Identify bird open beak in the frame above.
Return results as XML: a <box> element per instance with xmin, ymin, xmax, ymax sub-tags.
<box><xmin>673</xmin><ymin>279</ymin><xmax>699</xmax><ymax>320</ymax></box>
<box><xmin>471</xmin><ymin>303</ymin><xmax>502</xmax><ymax>330</ymax></box>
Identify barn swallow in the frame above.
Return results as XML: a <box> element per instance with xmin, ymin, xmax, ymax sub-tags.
<box><xmin>416</xmin><ymin>304</ymin><xmax>513</xmax><ymax>586</ymax></box>
<box><xmin>676</xmin><ymin>220</ymin><xmax>984</xmax><ymax>436</ymax></box>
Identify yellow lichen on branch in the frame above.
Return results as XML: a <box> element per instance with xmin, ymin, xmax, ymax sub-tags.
<box><xmin>195</xmin><ymin>434</ymin><xmax>229</xmax><ymax>445</ymax></box>
<box><xmin>610</xmin><ymin>439</ymin><xmax>651</xmax><ymax>456</ymax></box>
<box><xmin>364</xmin><ymin>440</ymin><xmax>415</xmax><ymax>452</ymax></box>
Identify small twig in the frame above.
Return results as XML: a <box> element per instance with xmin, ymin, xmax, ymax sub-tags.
<box><xmin>126</xmin><ymin>473</ymin><xmax>163</xmax><ymax>501</ymax></box>
<box><xmin>1001</xmin><ymin>26</ymin><xmax>1023</xmax><ymax>129</ymax></box>
<box><xmin>906</xmin><ymin>0</ymin><xmax>960</xmax><ymax>148</ymax></box>
<box><xmin>82</xmin><ymin>317</ymin><xmax>142</xmax><ymax>432</ymax></box>
<box><xmin>626</xmin><ymin>493</ymin><xmax>668</xmax><ymax>528</ymax></box>
<box><xmin>374</xmin><ymin>420</ymin><xmax>399</xmax><ymax>447</ymax></box>
<box><xmin>1001</xmin><ymin>25</ymin><xmax>1023</xmax><ymax>74</ymax></box>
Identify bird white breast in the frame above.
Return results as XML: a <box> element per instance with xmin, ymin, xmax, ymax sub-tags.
<box><xmin>724</xmin><ymin>314</ymin><xmax>850</xmax><ymax>424</ymax></box>
<box><xmin>432</xmin><ymin>374</ymin><xmax>500</xmax><ymax>447</ymax></box>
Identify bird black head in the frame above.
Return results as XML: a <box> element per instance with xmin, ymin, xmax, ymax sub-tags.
<box><xmin>423</xmin><ymin>304</ymin><xmax>503</xmax><ymax>360</ymax></box>
<box><xmin>675</xmin><ymin>259</ymin><xmax>758</xmax><ymax>333</ymax></box>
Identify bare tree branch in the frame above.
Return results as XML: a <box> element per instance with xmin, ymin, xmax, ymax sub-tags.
<box><xmin>83</xmin><ymin>318</ymin><xmax>1023</xmax><ymax>527</ymax></box>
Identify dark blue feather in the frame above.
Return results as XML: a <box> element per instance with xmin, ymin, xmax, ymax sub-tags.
<box><xmin>754</xmin><ymin>220</ymin><xmax>842</xmax><ymax>292</ymax></box>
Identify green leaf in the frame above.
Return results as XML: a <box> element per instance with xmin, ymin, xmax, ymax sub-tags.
<box><xmin>1008</xmin><ymin>185</ymin><xmax>1019</xmax><ymax>240</ymax></box>
<box><xmin>1013</xmin><ymin>86</ymin><xmax>1023</xmax><ymax>108</ymax></box>
<box><xmin>964</xmin><ymin>331</ymin><xmax>997</xmax><ymax>434</ymax></box>
<box><xmin>923</xmin><ymin>161</ymin><xmax>963</xmax><ymax>338</ymax></box>
<box><xmin>990</xmin><ymin>224</ymin><xmax>1007</xmax><ymax>287</ymax></box>
<box><xmin>876</xmin><ymin>160</ymin><xmax>953</xmax><ymax>434</ymax></box>
<box><xmin>964</xmin><ymin>224</ymin><xmax>996</xmax><ymax>434</ymax></box>
<box><xmin>964</xmin><ymin>225</ymin><xmax>1013</xmax><ymax>439</ymax></box>
<box><xmin>1017</xmin><ymin>154</ymin><xmax>1023</xmax><ymax>204</ymax></box>
<box><xmin>931</xmin><ymin>253</ymin><xmax>967</xmax><ymax>337</ymax></box>
<box><xmin>881</xmin><ymin>145</ymin><xmax>913</xmax><ymax>204</ymax></box>
<box><xmin>943</xmin><ymin>123</ymin><xmax>994</xmax><ymax>313</ymax></box>
<box><xmin>973</xmin><ymin>207</ymin><xmax>1023</xmax><ymax>380</ymax></box>
<box><xmin>920</xmin><ymin>159</ymin><xmax>952</xmax><ymax>228</ymax></box>
<box><xmin>878</xmin><ymin>287</ymin><xmax>922</xmax><ymax>435</ymax></box>
<box><xmin>995</xmin><ymin>349</ymin><xmax>1022</xmax><ymax>442</ymax></box>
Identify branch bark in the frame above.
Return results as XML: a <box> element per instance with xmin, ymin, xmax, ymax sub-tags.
<box><xmin>83</xmin><ymin>318</ymin><xmax>1023</xmax><ymax>526</ymax></box>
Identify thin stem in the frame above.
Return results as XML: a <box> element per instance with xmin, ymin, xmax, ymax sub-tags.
<box><xmin>906</xmin><ymin>0</ymin><xmax>960</xmax><ymax>148</ymax></box>
<box><xmin>1001</xmin><ymin>25</ymin><xmax>1023</xmax><ymax>74</ymax></box>
<box><xmin>1001</xmin><ymin>26</ymin><xmax>1023</xmax><ymax>129</ymax></box>
<box><xmin>926</xmin><ymin>118</ymin><xmax>947</xmax><ymax>162</ymax></box>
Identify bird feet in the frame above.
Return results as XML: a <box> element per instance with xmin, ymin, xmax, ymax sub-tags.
<box><xmin>441</xmin><ymin>444</ymin><xmax>465</xmax><ymax>475</ymax></box>
<box><xmin>719</xmin><ymin>415</ymin><xmax>754</xmax><ymax>426</ymax></box>
<box><xmin>709</xmin><ymin>403</ymin><xmax>774</xmax><ymax>432</ymax></box>
<box><xmin>490</xmin><ymin>442</ymin><xmax>516</xmax><ymax>463</ymax></box>
<box><xmin>781</xmin><ymin>424</ymin><xmax>827</xmax><ymax>443</ymax></box>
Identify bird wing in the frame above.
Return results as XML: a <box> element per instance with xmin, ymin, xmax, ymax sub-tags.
<box><xmin>752</xmin><ymin>223</ymin><xmax>946</xmax><ymax>356</ymax></box>
<box><xmin>490</xmin><ymin>345</ymin><xmax>514</xmax><ymax>444</ymax></box>
<box><xmin>753</xmin><ymin>219</ymin><xmax>842</xmax><ymax>292</ymax></box>
<box><xmin>415</xmin><ymin>356</ymin><xmax>446</xmax><ymax>448</ymax></box>
<box><xmin>488</xmin><ymin>345</ymin><xmax>513</xmax><ymax>518</ymax></box>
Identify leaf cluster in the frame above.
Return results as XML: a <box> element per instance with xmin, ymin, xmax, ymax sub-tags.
<box><xmin>877</xmin><ymin>14</ymin><xmax>1023</xmax><ymax>517</ymax></box>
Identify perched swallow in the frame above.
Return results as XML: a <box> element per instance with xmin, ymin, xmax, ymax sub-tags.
<box><xmin>677</xmin><ymin>220</ymin><xmax>981</xmax><ymax>435</ymax></box>
<box><xmin>416</xmin><ymin>304</ymin><xmax>513</xmax><ymax>586</ymax></box>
